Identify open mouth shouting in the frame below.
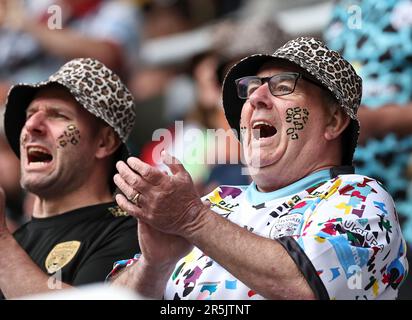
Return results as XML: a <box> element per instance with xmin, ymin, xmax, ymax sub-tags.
<box><xmin>252</xmin><ymin>121</ymin><xmax>277</xmax><ymax>141</ymax></box>
<box><xmin>26</xmin><ymin>146</ymin><xmax>53</xmax><ymax>168</ymax></box>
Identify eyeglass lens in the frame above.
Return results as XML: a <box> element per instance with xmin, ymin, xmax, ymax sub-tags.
<box><xmin>237</xmin><ymin>73</ymin><xmax>300</xmax><ymax>98</ymax></box>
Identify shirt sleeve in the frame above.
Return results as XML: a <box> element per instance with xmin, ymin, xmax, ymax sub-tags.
<box><xmin>105</xmin><ymin>254</ymin><xmax>141</xmax><ymax>282</ymax></box>
<box><xmin>277</xmin><ymin>176</ymin><xmax>408</xmax><ymax>300</ymax></box>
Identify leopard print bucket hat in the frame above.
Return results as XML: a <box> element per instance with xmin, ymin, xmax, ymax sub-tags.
<box><xmin>222</xmin><ymin>36</ymin><xmax>362</xmax><ymax>165</ymax></box>
<box><xmin>3</xmin><ymin>58</ymin><xmax>136</xmax><ymax>159</ymax></box>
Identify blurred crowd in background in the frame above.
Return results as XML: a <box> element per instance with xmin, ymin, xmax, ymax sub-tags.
<box><xmin>1</xmin><ymin>0</ymin><xmax>412</xmax><ymax>299</ymax></box>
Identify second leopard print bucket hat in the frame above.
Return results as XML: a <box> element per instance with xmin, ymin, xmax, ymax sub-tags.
<box><xmin>222</xmin><ymin>37</ymin><xmax>362</xmax><ymax>165</ymax></box>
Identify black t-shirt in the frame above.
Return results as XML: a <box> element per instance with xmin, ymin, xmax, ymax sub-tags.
<box><xmin>13</xmin><ymin>202</ymin><xmax>140</xmax><ymax>286</ymax></box>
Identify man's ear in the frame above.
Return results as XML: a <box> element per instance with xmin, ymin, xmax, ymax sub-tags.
<box><xmin>324</xmin><ymin>107</ymin><xmax>350</xmax><ymax>141</ymax></box>
<box><xmin>95</xmin><ymin>126</ymin><xmax>122</xmax><ymax>159</ymax></box>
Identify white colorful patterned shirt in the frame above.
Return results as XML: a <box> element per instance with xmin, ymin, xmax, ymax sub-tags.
<box><xmin>163</xmin><ymin>168</ymin><xmax>408</xmax><ymax>300</ymax></box>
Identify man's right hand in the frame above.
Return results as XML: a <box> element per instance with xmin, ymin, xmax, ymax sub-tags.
<box><xmin>110</xmin><ymin>220</ymin><xmax>192</xmax><ymax>299</ymax></box>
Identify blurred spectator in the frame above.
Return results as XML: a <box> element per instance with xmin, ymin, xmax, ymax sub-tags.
<box><xmin>141</xmin><ymin>0</ymin><xmax>243</xmax><ymax>36</ymax></box>
<box><xmin>189</xmin><ymin>17</ymin><xmax>292</xmax><ymax>193</ymax></box>
<box><xmin>136</xmin><ymin>17</ymin><xmax>292</xmax><ymax>194</ymax></box>
<box><xmin>0</xmin><ymin>0</ymin><xmax>142</xmax><ymax>90</ymax></box>
<box><xmin>324</xmin><ymin>0</ymin><xmax>412</xmax><ymax>299</ymax></box>
<box><xmin>126</xmin><ymin>0</ymin><xmax>197</xmax><ymax>157</ymax></box>
<box><xmin>126</xmin><ymin>0</ymin><xmax>245</xmax><ymax>159</ymax></box>
<box><xmin>141</xmin><ymin>0</ymin><xmax>193</xmax><ymax>38</ymax></box>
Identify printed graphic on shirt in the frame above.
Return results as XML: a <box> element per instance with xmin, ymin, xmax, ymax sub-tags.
<box><xmin>207</xmin><ymin>186</ymin><xmax>242</xmax><ymax>217</ymax></box>
<box><xmin>295</xmin><ymin>177</ymin><xmax>407</xmax><ymax>299</ymax></box>
<box><xmin>268</xmin><ymin>214</ymin><xmax>303</xmax><ymax>238</ymax></box>
<box><xmin>162</xmin><ymin>174</ymin><xmax>408</xmax><ymax>300</ymax></box>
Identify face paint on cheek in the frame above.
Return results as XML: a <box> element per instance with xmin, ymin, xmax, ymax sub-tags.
<box><xmin>56</xmin><ymin>124</ymin><xmax>81</xmax><ymax>148</ymax></box>
<box><xmin>240</xmin><ymin>126</ymin><xmax>247</xmax><ymax>143</ymax></box>
<box><xmin>285</xmin><ymin>107</ymin><xmax>309</xmax><ymax>140</ymax></box>
<box><xmin>239</xmin><ymin>115</ymin><xmax>247</xmax><ymax>143</ymax></box>
<box><xmin>20</xmin><ymin>133</ymin><xmax>28</xmax><ymax>147</ymax></box>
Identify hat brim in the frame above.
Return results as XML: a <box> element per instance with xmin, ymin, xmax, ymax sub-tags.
<box><xmin>4</xmin><ymin>83</ymin><xmax>49</xmax><ymax>158</ymax></box>
<box><xmin>222</xmin><ymin>54</ymin><xmax>275</xmax><ymax>135</ymax></box>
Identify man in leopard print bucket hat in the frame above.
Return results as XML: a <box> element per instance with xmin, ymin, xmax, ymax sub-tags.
<box><xmin>223</xmin><ymin>36</ymin><xmax>362</xmax><ymax>166</ymax></box>
<box><xmin>0</xmin><ymin>58</ymin><xmax>140</xmax><ymax>299</ymax></box>
<box><xmin>4</xmin><ymin>58</ymin><xmax>135</xmax><ymax>169</ymax></box>
<box><xmin>108</xmin><ymin>37</ymin><xmax>407</xmax><ymax>300</ymax></box>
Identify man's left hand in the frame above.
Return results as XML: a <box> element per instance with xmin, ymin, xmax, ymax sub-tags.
<box><xmin>114</xmin><ymin>151</ymin><xmax>207</xmax><ymax>238</ymax></box>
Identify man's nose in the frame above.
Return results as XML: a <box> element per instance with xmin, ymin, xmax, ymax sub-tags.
<box><xmin>248</xmin><ymin>84</ymin><xmax>274</xmax><ymax>110</ymax></box>
<box><xmin>24</xmin><ymin>111</ymin><xmax>47</xmax><ymax>136</ymax></box>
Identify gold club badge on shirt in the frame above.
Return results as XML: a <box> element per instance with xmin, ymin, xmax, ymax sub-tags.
<box><xmin>45</xmin><ymin>241</ymin><xmax>81</xmax><ymax>274</ymax></box>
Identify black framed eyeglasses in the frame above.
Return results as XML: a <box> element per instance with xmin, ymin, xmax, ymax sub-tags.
<box><xmin>235</xmin><ymin>72</ymin><xmax>320</xmax><ymax>99</ymax></box>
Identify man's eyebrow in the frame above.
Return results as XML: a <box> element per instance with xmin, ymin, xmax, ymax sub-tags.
<box><xmin>26</xmin><ymin>104</ymin><xmax>73</xmax><ymax>114</ymax></box>
<box><xmin>26</xmin><ymin>104</ymin><xmax>39</xmax><ymax>114</ymax></box>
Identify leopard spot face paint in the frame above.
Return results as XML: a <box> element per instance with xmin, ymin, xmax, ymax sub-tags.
<box><xmin>240</xmin><ymin>126</ymin><xmax>247</xmax><ymax>143</ymax></box>
<box><xmin>58</xmin><ymin>138</ymin><xmax>67</xmax><ymax>148</ymax></box>
<box><xmin>20</xmin><ymin>133</ymin><xmax>28</xmax><ymax>147</ymax></box>
<box><xmin>285</xmin><ymin>107</ymin><xmax>309</xmax><ymax>140</ymax></box>
<box><xmin>57</xmin><ymin>124</ymin><xmax>81</xmax><ymax>148</ymax></box>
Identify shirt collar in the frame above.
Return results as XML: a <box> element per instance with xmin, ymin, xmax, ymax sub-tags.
<box><xmin>245</xmin><ymin>168</ymin><xmax>333</xmax><ymax>205</ymax></box>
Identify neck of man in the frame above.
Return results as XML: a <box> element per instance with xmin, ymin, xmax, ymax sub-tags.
<box><xmin>31</xmin><ymin>169</ymin><xmax>113</xmax><ymax>219</ymax></box>
<box><xmin>254</xmin><ymin>143</ymin><xmax>343</xmax><ymax>193</ymax></box>
<box><xmin>254</xmin><ymin>162</ymin><xmax>338</xmax><ymax>193</ymax></box>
